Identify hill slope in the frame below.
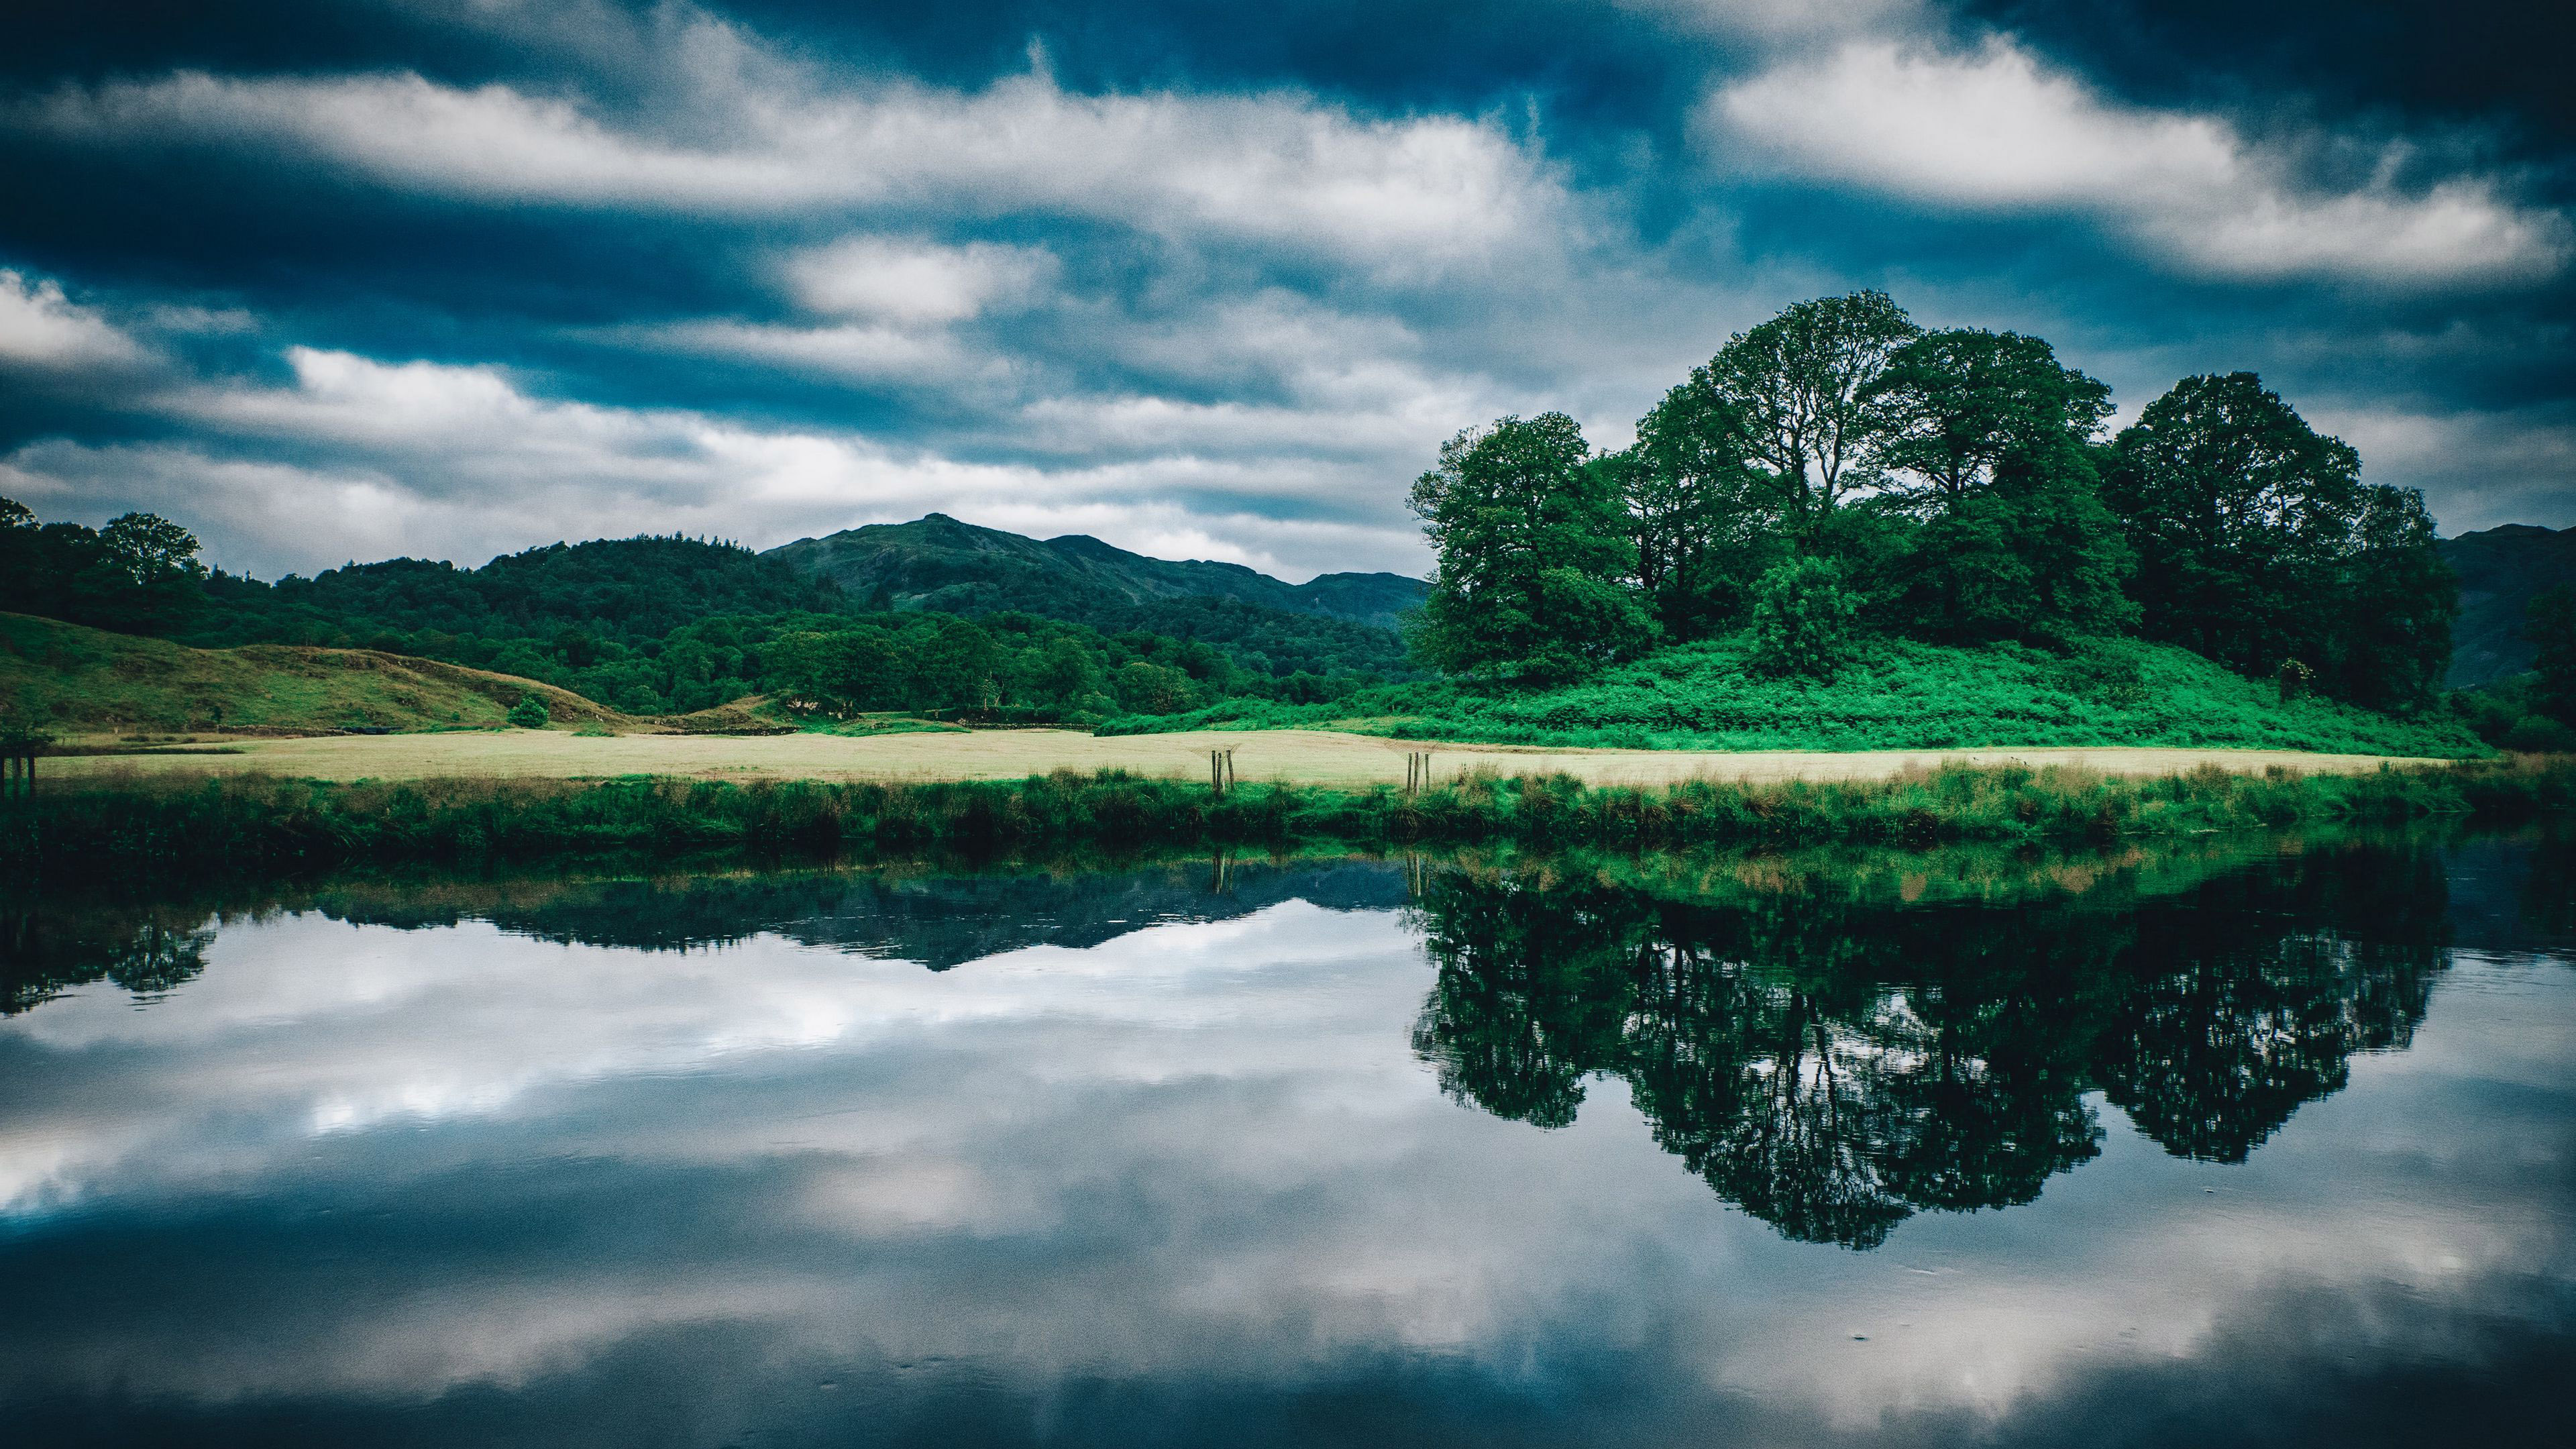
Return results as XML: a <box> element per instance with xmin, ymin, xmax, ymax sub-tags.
<box><xmin>763</xmin><ymin>514</ymin><xmax>1425</xmax><ymax>627</ymax></box>
<box><xmin>189</xmin><ymin>535</ymin><xmax>840</xmax><ymax>650</ymax></box>
<box><xmin>1105</xmin><ymin>634</ymin><xmax>2488</xmax><ymax>758</ymax></box>
<box><xmin>2440</xmin><ymin>523</ymin><xmax>2576</xmax><ymax>688</ymax></box>
<box><xmin>1</xmin><ymin>612</ymin><xmax>624</xmax><ymax>733</ymax></box>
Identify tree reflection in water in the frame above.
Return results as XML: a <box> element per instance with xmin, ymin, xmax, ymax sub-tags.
<box><xmin>1408</xmin><ymin>842</ymin><xmax>2450</xmax><ymax>1248</ymax></box>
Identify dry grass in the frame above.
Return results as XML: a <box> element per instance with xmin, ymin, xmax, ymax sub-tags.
<box><xmin>1</xmin><ymin>610</ymin><xmax>625</xmax><ymax>733</ymax></box>
<box><xmin>42</xmin><ymin>725</ymin><xmax>2451</xmax><ymax>788</ymax></box>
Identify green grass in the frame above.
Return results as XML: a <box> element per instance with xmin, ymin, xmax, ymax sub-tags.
<box><xmin>792</xmin><ymin>712</ymin><xmax>971</xmax><ymax>737</ymax></box>
<box><xmin>1104</xmin><ymin>634</ymin><xmax>2487</xmax><ymax>757</ymax></box>
<box><xmin>7</xmin><ymin>755</ymin><xmax>2565</xmax><ymax>874</ymax></box>
<box><xmin>0</xmin><ymin>612</ymin><xmax>623</xmax><ymax>733</ymax></box>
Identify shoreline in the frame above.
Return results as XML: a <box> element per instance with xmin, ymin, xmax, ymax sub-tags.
<box><xmin>6</xmin><ymin>755</ymin><xmax>2567</xmax><ymax>875</ymax></box>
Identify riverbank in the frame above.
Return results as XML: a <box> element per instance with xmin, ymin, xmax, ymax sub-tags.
<box><xmin>6</xmin><ymin>755</ymin><xmax>2568</xmax><ymax>875</ymax></box>
<box><xmin>39</xmin><ymin>727</ymin><xmax>2458</xmax><ymax>788</ymax></box>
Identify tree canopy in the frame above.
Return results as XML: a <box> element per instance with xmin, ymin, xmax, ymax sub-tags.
<box><xmin>1407</xmin><ymin>413</ymin><xmax>1656</xmax><ymax>683</ymax></box>
<box><xmin>2103</xmin><ymin>372</ymin><xmax>2453</xmax><ymax>709</ymax></box>
<box><xmin>1410</xmin><ymin>298</ymin><xmax>2456</xmax><ymax>712</ymax></box>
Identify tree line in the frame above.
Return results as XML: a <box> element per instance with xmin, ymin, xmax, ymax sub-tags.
<box><xmin>0</xmin><ymin>509</ymin><xmax>1372</xmax><ymax>720</ymax></box>
<box><xmin>1409</xmin><ymin>292</ymin><xmax>2458</xmax><ymax>711</ymax></box>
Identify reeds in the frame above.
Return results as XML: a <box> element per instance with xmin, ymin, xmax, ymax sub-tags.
<box><xmin>3</xmin><ymin>756</ymin><xmax>2567</xmax><ymax>876</ymax></box>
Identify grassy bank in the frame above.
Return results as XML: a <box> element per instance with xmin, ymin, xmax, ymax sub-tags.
<box><xmin>0</xmin><ymin>611</ymin><xmax>625</xmax><ymax>733</ymax></box>
<box><xmin>1106</xmin><ymin>635</ymin><xmax>2487</xmax><ymax>757</ymax></box>
<box><xmin>6</xmin><ymin>755</ymin><xmax>2567</xmax><ymax>875</ymax></box>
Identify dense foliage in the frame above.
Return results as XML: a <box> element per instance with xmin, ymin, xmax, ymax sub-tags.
<box><xmin>2102</xmin><ymin>372</ymin><xmax>2454</xmax><ymax>710</ymax></box>
<box><xmin>1407</xmin><ymin>413</ymin><xmax>1653</xmax><ymax>682</ymax></box>
<box><xmin>1420</xmin><ymin>292</ymin><xmax>2457</xmax><ymax>715</ymax></box>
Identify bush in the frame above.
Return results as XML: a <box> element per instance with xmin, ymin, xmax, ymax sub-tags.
<box><xmin>1750</xmin><ymin>557</ymin><xmax>1860</xmax><ymax>678</ymax></box>
<box><xmin>506</xmin><ymin>696</ymin><xmax>551</xmax><ymax>729</ymax></box>
<box><xmin>2502</xmin><ymin>715</ymin><xmax>2576</xmax><ymax>753</ymax></box>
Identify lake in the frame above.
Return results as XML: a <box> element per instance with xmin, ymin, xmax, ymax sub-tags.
<box><xmin>3</xmin><ymin>832</ymin><xmax>2569</xmax><ymax>1446</ymax></box>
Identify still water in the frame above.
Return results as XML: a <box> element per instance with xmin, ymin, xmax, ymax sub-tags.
<box><xmin>2</xmin><ymin>834</ymin><xmax>2570</xmax><ymax>1446</ymax></box>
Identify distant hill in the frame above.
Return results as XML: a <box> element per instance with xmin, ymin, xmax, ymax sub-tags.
<box><xmin>189</xmin><ymin>535</ymin><xmax>839</xmax><ymax>651</ymax></box>
<box><xmin>2440</xmin><ymin>524</ymin><xmax>2576</xmax><ymax>688</ymax></box>
<box><xmin>763</xmin><ymin>514</ymin><xmax>1425</xmax><ymax>628</ymax></box>
<box><xmin>1</xmin><ymin>612</ymin><xmax>624</xmax><ymax>734</ymax></box>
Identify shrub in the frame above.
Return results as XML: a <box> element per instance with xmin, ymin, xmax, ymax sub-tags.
<box><xmin>506</xmin><ymin>696</ymin><xmax>550</xmax><ymax>729</ymax></box>
<box><xmin>1749</xmin><ymin>557</ymin><xmax>1860</xmax><ymax>678</ymax></box>
<box><xmin>2502</xmin><ymin>715</ymin><xmax>2576</xmax><ymax>753</ymax></box>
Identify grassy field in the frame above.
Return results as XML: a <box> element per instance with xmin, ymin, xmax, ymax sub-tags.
<box><xmin>0</xmin><ymin>612</ymin><xmax>623</xmax><ymax>732</ymax></box>
<box><xmin>1109</xmin><ymin>634</ymin><xmax>2489</xmax><ymax>757</ymax></box>
<box><xmin>46</xmin><ymin>727</ymin><xmax>2455</xmax><ymax>788</ymax></box>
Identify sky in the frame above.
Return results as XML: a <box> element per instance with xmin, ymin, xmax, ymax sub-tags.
<box><xmin>1</xmin><ymin>0</ymin><xmax>2571</xmax><ymax>582</ymax></box>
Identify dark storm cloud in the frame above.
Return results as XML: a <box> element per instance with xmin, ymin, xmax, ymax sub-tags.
<box><xmin>0</xmin><ymin>0</ymin><xmax>2567</xmax><ymax>580</ymax></box>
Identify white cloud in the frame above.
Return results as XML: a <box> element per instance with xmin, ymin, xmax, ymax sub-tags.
<box><xmin>620</xmin><ymin>319</ymin><xmax>998</xmax><ymax>388</ymax></box>
<box><xmin>2304</xmin><ymin>401</ymin><xmax>2576</xmax><ymax>533</ymax></box>
<box><xmin>28</xmin><ymin>32</ymin><xmax>1565</xmax><ymax>276</ymax></box>
<box><xmin>0</xmin><ymin>268</ymin><xmax>153</xmax><ymax>372</ymax></box>
<box><xmin>1705</xmin><ymin>37</ymin><xmax>2572</xmax><ymax>286</ymax></box>
<box><xmin>2</xmin><ymin>347</ymin><xmax>1442</xmax><ymax>579</ymax></box>
<box><xmin>784</xmin><ymin>237</ymin><xmax>1058</xmax><ymax>324</ymax></box>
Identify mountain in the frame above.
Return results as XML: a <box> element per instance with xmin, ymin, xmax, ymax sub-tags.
<box><xmin>2440</xmin><ymin>524</ymin><xmax>2576</xmax><ymax>688</ymax></box>
<box><xmin>762</xmin><ymin>514</ymin><xmax>1425</xmax><ymax>629</ymax></box>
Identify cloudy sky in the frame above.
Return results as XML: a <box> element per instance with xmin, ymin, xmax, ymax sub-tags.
<box><xmin>1</xmin><ymin>0</ymin><xmax>2570</xmax><ymax>581</ymax></box>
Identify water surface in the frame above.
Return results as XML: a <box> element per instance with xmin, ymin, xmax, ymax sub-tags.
<box><xmin>3</xmin><ymin>835</ymin><xmax>2569</xmax><ymax>1446</ymax></box>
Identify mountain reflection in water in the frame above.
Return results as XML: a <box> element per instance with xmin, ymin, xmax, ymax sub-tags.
<box><xmin>0</xmin><ymin>831</ymin><xmax>2567</xmax><ymax>1448</ymax></box>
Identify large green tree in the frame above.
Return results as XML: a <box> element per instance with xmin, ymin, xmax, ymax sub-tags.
<box><xmin>1872</xmin><ymin>329</ymin><xmax>2113</xmax><ymax>508</ymax></box>
<box><xmin>1681</xmin><ymin>290</ymin><xmax>1921</xmax><ymax>541</ymax></box>
<box><xmin>1408</xmin><ymin>413</ymin><xmax>1655</xmax><ymax>682</ymax></box>
<box><xmin>1870</xmin><ymin>329</ymin><xmax>2134</xmax><ymax>645</ymax></box>
<box><xmin>2104</xmin><ymin>373</ymin><xmax>2453</xmax><ymax>708</ymax></box>
<box><xmin>1617</xmin><ymin>380</ymin><xmax>1786</xmax><ymax>635</ymax></box>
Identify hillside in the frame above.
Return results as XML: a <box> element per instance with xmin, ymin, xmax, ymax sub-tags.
<box><xmin>2440</xmin><ymin>523</ymin><xmax>2576</xmax><ymax>687</ymax></box>
<box><xmin>763</xmin><ymin>514</ymin><xmax>1425</xmax><ymax>627</ymax></box>
<box><xmin>1104</xmin><ymin>634</ymin><xmax>2489</xmax><ymax>758</ymax></box>
<box><xmin>187</xmin><ymin>535</ymin><xmax>840</xmax><ymax>651</ymax></box>
<box><xmin>0</xmin><ymin>612</ymin><xmax>625</xmax><ymax>734</ymax></box>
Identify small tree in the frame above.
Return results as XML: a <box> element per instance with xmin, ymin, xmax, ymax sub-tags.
<box><xmin>507</xmin><ymin>696</ymin><xmax>550</xmax><ymax>729</ymax></box>
<box><xmin>1749</xmin><ymin>557</ymin><xmax>1859</xmax><ymax>678</ymax></box>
